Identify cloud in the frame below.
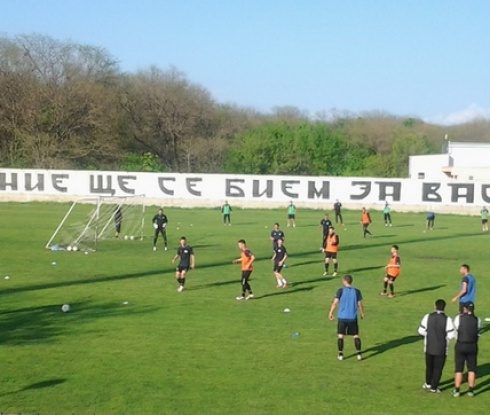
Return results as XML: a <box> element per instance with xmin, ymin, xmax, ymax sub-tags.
<box><xmin>426</xmin><ymin>104</ymin><xmax>490</xmax><ymax>126</ymax></box>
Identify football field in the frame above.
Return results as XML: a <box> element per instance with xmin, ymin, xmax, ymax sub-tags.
<box><xmin>0</xmin><ymin>202</ymin><xmax>488</xmax><ymax>414</ymax></box>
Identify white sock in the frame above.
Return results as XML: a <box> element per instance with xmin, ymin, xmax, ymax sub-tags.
<box><xmin>282</xmin><ymin>279</ymin><xmax>287</xmax><ymax>285</ymax></box>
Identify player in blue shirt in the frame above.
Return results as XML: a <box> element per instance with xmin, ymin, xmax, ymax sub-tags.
<box><xmin>452</xmin><ymin>264</ymin><xmax>476</xmax><ymax>314</ymax></box>
<box><xmin>328</xmin><ymin>274</ymin><xmax>365</xmax><ymax>361</ymax></box>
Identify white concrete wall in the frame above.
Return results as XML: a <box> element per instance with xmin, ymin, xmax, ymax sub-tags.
<box><xmin>1</xmin><ymin>168</ymin><xmax>489</xmax><ymax>215</ymax></box>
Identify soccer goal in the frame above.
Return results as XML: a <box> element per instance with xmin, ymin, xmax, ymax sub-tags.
<box><xmin>46</xmin><ymin>195</ymin><xmax>146</xmax><ymax>252</ymax></box>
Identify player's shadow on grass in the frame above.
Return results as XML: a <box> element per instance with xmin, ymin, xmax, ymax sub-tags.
<box><xmin>292</xmin><ymin>258</ymin><xmax>323</xmax><ymax>267</ymax></box>
<box><xmin>361</xmin><ymin>335</ymin><xmax>421</xmax><ymax>360</ymax></box>
<box><xmin>292</xmin><ymin>277</ymin><xmax>331</xmax><ymax>287</ymax></box>
<box><xmin>343</xmin><ymin>231</ymin><xmax>487</xmax><ymax>252</ymax></box>
<box><xmin>474</xmin><ymin>362</ymin><xmax>490</xmax><ymax>394</ymax></box>
<box><xmin>189</xmin><ymin>279</ymin><xmax>237</xmax><ymax>291</ymax></box>
<box><xmin>346</xmin><ymin>265</ymin><xmax>384</xmax><ymax>273</ymax></box>
<box><xmin>1</xmin><ymin>269</ymin><xmax>165</xmax><ymax>296</ymax></box>
<box><xmin>480</xmin><ymin>324</ymin><xmax>490</xmax><ymax>335</ymax></box>
<box><xmin>256</xmin><ymin>286</ymin><xmax>316</xmax><ymax>299</ymax></box>
<box><xmin>192</xmin><ymin>243</ymin><xmax>220</xmax><ymax>249</ymax></box>
<box><xmin>396</xmin><ymin>284</ymin><xmax>446</xmax><ymax>297</ymax></box>
<box><xmin>439</xmin><ymin>362</ymin><xmax>490</xmax><ymax>394</ymax></box>
<box><xmin>0</xmin><ymin>378</ymin><xmax>67</xmax><ymax>398</ymax></box>
<box><xmin>0</xmin><ymin>301</ymin><xmax>160</xmax><ymax>346</ymax></box>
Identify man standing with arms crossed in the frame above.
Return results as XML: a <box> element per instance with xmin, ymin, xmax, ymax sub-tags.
<box><xmin>452</xmin><ymin>302</ymin><xmax>481</xmax><ymax>397</ymax></box>
<box><xmin>451</xmin><ymin>264</ymin><xmax>476</xmax><ymax>314</ymax></box>
<box><xmin>329</xmin><ymin>274</ymin><xmax>364</xmax><ymax>361</ymax></box>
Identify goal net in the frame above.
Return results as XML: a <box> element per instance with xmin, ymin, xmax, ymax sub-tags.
<box><xmin>46</xmin><ymin>195</ymin><xmax>146</xmax><ymax>252</ymax></box>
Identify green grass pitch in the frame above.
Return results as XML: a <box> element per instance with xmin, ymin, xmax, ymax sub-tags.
<box><xmin>0</xmin><ymin>202</ymin><xmax>488</xmax><ymax>414</ymax></box>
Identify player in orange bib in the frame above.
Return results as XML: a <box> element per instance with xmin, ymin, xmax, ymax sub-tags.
<box><xmin>381</xmin><ymin>245</ymin><xmax>401</xmax><ymax>298</ymax></box>
<box><xmin>232</xmin><ymin>239</ymin><xmax>256</xmax><ymax>300</ymax></box>
<box><xmin>361</xmin><ymin>207</ymin><xmax>372</xmax><ymax>238</ymax></box>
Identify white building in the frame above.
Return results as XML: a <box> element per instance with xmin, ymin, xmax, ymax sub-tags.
<box><xmin>409</xmin><ymin>141</ymin><xmax>490</xmax><ymax>181</ymax></box>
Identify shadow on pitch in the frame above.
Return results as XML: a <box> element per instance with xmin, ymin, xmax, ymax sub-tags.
<box><xmin>396</xmin><ymin>284</ymin><xmax>446</xmax><ymax>297</ymax></box>
<box><xmin>361</xmin><ymin>335</ymin><xmax>421</xmax><ymax>360</ymax></box>
<box><xmin>0</xmin><ymin>378</ymin><xmax>67</xmax><ymax>398</ymax></box>
<box><xmin>439</xmin><ymin>362</ymin><xmax>490</xmax><ymax>394</ymax></box>
<box><xmin>0</xmin><ymin>301</ymin><xmax>160</xmax><ymax>346</ymax></box>
<box><xmin>480</xmin><ymin>324</ymin><xmax>490</xmax><ymax>335</ymax></box>
<box><xmin>291</xmin><ymin>276</ymin><xmax>331</xmax><ymax>287</ymax></box>
<box><xmin>189</xmin><ymin>279</ymin><xmax>237</xmax><ymax>291</ymax></box>
<box><xmin>342</xmin><ymin>231</ymin><xmax>486</xmax><ymax>252</ymax></box>
<box><xmin>256</xmin><ymin>286</ymin><xmax>317</xmax><ymax>299</ymax></box>
<box><xmin>474</xmin><ymin>362</ymin><xmax>490</xmax><ymax>394</ymax></box>
<box><xmin>345</xmin><ymin>265</ymin><xmax>385</xmax><ymax>273</ymax></box>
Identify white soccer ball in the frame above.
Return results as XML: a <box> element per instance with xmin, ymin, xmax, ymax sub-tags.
<box><xmin>124</xmin><ymin>235</ymin><xmax>129</xmax><ymax>240</ymax></box>
<box><xmin>284</xmin><ymin>308</ymin><xmax>291</xmax><ymax>313</ymax></box>
<box><xmin>61</xmin><ymin>304</ymin><xmax>71</xmax><ymax>313</ymax></box>
<box><xmin>72</xmin><ymin>246</ymin><xmax>78</xmax><ymax>252</ymax></box>
<box><xmin>51</xmin><ymin>261</ymin><xmax>56</xmax><ymax>266</ymax></box>
<box><xmin>4</xmin><ymin>276</ymin><xmax>10</xmax><ymax>280</ymax></box>
<box><xmin>66</xmin><ymin>245</ymin><xmax>72</xmax><ymax>251</ymax></box>
<box><xmin>130</xmin><ymin>235</ymin><xmax>134</xmax><ymax>241</ymax></box>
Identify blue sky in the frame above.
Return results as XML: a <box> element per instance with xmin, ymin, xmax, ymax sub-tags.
<box><xmin>2</xmin><ymin>0</ymin><xmax>489</xmax><ymax>125</ymax></box>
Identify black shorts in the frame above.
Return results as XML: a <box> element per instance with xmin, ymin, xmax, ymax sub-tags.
<box><xmin>482</xmin><ymin>219</ymin><xmax>488</xmax><ymax>224</ymax></box>
<box><xmin>241</xmin><ymin>270</ymin><xmax>252</xmax><ymax>281</ymax></box>
<box><xmin>177</xmin><ymin>265</ymin><xmax>190</xmax><ymax>273</ymax></box>
<box><xmin>338</xmin><ymin>320</ymin><xmax>359</xmax><ymax>336</ymax></box>
<box><xmin>459</xmin><ymin>302</ymin><xmax>473</xmax><ymax>314</ymax></box>
<box><xmin>325</xmin><ymin>251</ymin><xmax>338</xmax><ymax>259</ymax></box>
<box><xmin>454</xmin><ymin>343</ymin><xmax>478</xmax><ymax>372</ymax></box>
<box><xmin>385</xmin><ymin>274</ymin><xmax>397</xmax><ymax>282</ymax></box>
<box><xmin>273</xmin><ymin>263</ymin><xmax>283</xmax><ymax>273</ymax></box>
<box><xmin>288</xmin><ymin>214</ymin><xmax>295</xmax><ymax>219</ymax></box>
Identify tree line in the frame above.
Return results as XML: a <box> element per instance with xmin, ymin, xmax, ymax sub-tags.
<box><xmin>1</xmin><ymin>34</ymin><xmax>489</xmax><ymax>177</ymax></box>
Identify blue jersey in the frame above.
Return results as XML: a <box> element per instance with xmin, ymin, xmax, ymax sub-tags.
<box><xmin>335</xmin><ymin>287</ymin><xmax>362</xmax><ymax>321</ymax></box>
<box><xmin>460</xmin><ymin>274</ymin><xmax>476</xmax><ymax>304</ymax></box>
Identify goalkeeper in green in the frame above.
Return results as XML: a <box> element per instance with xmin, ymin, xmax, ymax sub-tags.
<box><xmin>152</xmin><ymin>208</ymin><xmax>168</xmax><ymax>251</ymax></box>
<box><xmin>221</xmin><ymin>201</ymin><xmax>232</xmax><ymax>226</ymax></box>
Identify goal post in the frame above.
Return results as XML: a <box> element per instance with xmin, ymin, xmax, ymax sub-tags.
<box><xmin>46</xmin><ymin>195</ymin><xmax>146</xmax><ymax>252</ymax></box>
